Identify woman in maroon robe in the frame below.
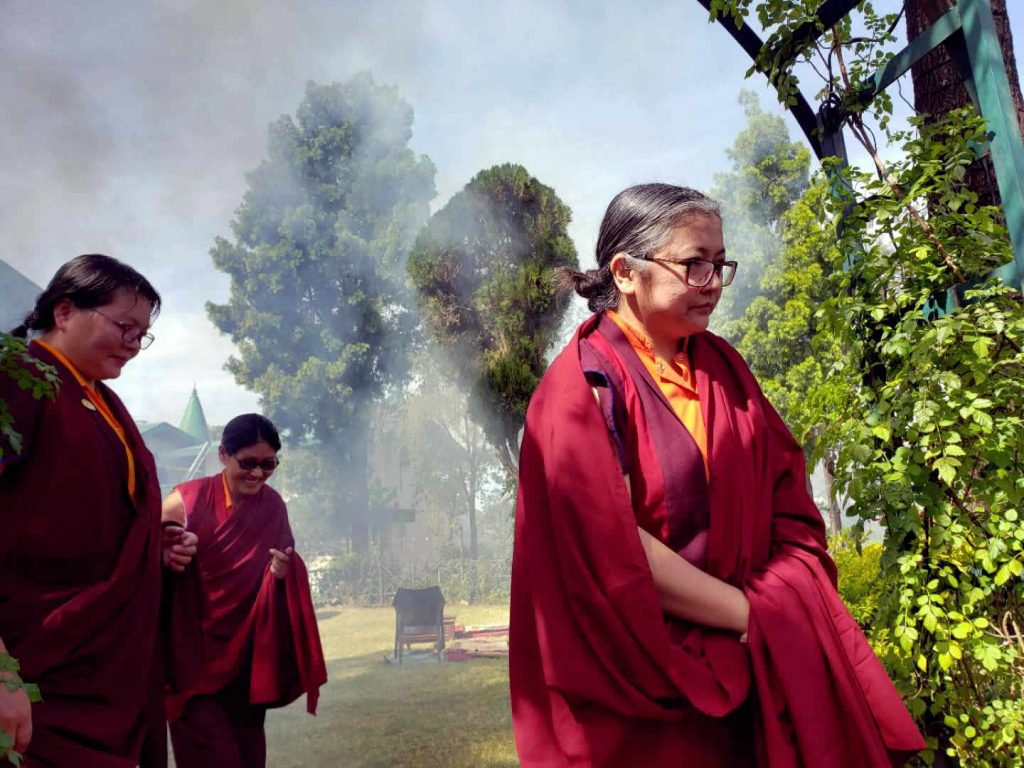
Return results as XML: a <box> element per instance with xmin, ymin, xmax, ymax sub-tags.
<box><xmin>162</xmin><ymin>413</ymin><xmax>326</xmax><ymax>768</ymax></box>
<box><xmin>0</xmin><ymin>254</ymin><xmax>197</xmax><ymax>768</ymax></box>
<box><xmin>510</xmin><ymin>184</ymin><xmax>926</xmax><ymax>767</ymax></box>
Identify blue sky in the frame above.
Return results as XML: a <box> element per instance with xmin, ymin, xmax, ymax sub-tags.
<box><xmin>3</xmin><ymin>0</ymin><xmax>1022</xmax><ymax>425</ymax></box>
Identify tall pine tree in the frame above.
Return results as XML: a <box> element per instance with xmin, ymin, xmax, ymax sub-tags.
<box><xmin>208</xmin><ymin>74</ymin><xmax>435</xmax><ymax>548</ymax></box>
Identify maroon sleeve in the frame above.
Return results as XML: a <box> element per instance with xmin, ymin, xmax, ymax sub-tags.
<box><xmin>248</xmin><ymin>554</ymin><xmax>327</xmax><ymax>713</ymax></box>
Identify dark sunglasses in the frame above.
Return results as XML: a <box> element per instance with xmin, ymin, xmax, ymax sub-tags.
<box><xmin>233</xmin><ymin>455</ymin><xmax>280</xmax><ymax>472</ymax></box>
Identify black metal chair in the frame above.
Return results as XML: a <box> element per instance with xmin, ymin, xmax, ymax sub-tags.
<box><xmin>392</xmin><ymin>586</ymin><xmax>446</xmax><ymax>664</ymax></box>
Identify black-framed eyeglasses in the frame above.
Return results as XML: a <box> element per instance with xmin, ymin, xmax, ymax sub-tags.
<box><xmin>90</xmin><ymin>308</ymin><xmax>155</xmax><ymax>349</ymax></box>
<box><xmin>646</xmin><ymin>257</ymin><xmax>738</xmax><ymax>288</ymax></box>
<box><xmin>233</xmin><ymin>455</ymin><xmax>280</xmax><ymax>472</ymax></box>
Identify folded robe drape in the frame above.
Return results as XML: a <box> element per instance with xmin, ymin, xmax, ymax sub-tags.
<box><xmin>165</xmin><ymin>475</ymin><xmax>326</xmax><ymax>721</ymax></box>
<box><xmin>0</xmin><ymin>342</ymin><xmax>164</xmax><ymax>768</ymax></box>
<box><xmin>509</xmin><ymin>316</ymin><xmax>925</xmax><ymax>767</ymax></box>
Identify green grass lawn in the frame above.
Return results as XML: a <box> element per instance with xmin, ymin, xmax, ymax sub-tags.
<box><xmin>263</xmin><ymin>604</ymin><xmax>516</xmax><ymax>767</ymax></box>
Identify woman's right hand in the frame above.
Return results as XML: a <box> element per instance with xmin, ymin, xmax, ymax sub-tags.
<box><xmin>0</xmin><ymin>681</ymin><xmax>32</xmax><ymax>756</ymax></box>
<box><xmin>162</xmin><ymin>526</ymin><xmax>199</xmax><ymax>572</ymax></box>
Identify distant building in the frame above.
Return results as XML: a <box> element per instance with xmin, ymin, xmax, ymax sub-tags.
<box><xmin>138</xmin><ymin>385</ymin><xmax>220</xmax><ymax>496</ymax></box>
<box><xmin>178</xmin><ymin>386</ymin><xmax>211</xmax><ymax>443</ymax></box>
<box><xmin>0</xmin><ymin>260</ymin><xmax>42</xmax><ymax>333</ymax></box>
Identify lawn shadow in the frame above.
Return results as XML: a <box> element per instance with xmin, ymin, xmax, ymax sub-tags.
<box><xmin>315</xmin><ymin>608</ymin><xmax>341</xmax><ymax>621</ymax></box>
<box><xmin>265</xmin><ymin>648</ymin><xmax>516</xmax><ymax>767</ymax></box>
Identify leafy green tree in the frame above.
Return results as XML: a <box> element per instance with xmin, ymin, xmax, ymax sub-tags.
<box><xmin>207</xmin><ymin>74</ymin><xmax>435</xmax><ymax>549</ymax></box>
<box><xmin>707</xmin><ymin>0</ymin><xmax>1024</xmax><ymax>760</ymax></box>
<box><xmin>726</xmin><ymin>176</ymin><xmax>845</xmax><ymax>532</ymax></box>
<box><xmin>398</xmin><ymin>357</ymin><xmax>503</xmax><ymax>561</ymax></box>
<box><xmin>710</xmin><ymin>92</ymin><xmax>843</xmax><ymax>529</ymax></box>
<box><xmin>270</xmin><ymin>445</ymin><xmax>348</xmax><ymax>551</ymax></box>
<box><xmin>711</xmin><ymin>90</ymin><xmax>810</xmax><ymax>328</ymax></box>
<box><xmin>408</xmin><ymin>163</ymin><xmax>578</xmax><ymax>476</ymax></box>
<box><xmin>832</xmin><ymin>533</ymin><xmax>887</xmax><ymax>627</ymax></box>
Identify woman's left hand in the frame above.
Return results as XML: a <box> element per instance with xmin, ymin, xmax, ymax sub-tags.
<box><xmin>269</xmin><ymin>547</ymin><xmax>293</xmax><ymax>580</ymax></box>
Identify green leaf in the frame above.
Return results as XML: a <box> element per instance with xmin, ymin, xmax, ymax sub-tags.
<box><xmin>922</xmin><ymin>611</ymin><xmax>937</xmax><ymax>633</ymax></box>
<box><xmin>932</xmin><ymin>456</ymin><xmax>960</xmax><ymax>485</ymax></box>
<box><xmin>951</xmin><ymin>622</ymin><xmax>973</xmax><ymax>640</ymax></box>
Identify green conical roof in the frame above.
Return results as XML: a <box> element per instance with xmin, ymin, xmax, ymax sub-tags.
<box><xmin>178</xmin><ymin>385</ymin><xmax>210</xmax><ymax>443</ymax></box>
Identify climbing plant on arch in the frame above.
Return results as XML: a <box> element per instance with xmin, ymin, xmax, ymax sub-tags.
<box><xmin>695</xmin><ymin>1</ymin><xmax>1024</xmax><ymax>764</ymax></box>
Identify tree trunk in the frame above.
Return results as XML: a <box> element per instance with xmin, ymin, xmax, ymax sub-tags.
<box><xmin>823</xmin><ymin>453</ymin><xmax>843</xmax><ymax>535</ymax></box>
<box><xmin>344</xmin><ymin>428</ymin><xmax>370</xmax><ymax>553</ymax></box>
<box><xmin>907</xmin><ymin>0</ymin><xmax>1024</xmax><ymax>206</ymax></box>
<box><xmin>466</xmin><ymin>460</ymin><xmax>480</xmax><ymax>561</ymax></box>
<box><xmin>495</xmin><ymin>441</ymin><xmax>518</xmax><ymax>483</ymax></box>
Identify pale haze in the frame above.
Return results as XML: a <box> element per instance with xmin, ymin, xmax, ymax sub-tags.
<box><xmin>3</xmin><ymin>1</ymin><xmax>1022</xmax><ymax>426</ymax></box>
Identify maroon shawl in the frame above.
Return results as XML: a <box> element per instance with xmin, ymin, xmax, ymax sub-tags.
<box><xmin>509</xmin><ymin>316</ymin><xmax>924</xmax><ymax>767</ymax></box>
<box><xmin>0</xmin><ymin>342</ymin><xmax>164</xmax><ymax>768</ymax></box>
<box><xmin>165</xmin><ymin>475</ymin><xmax>326</xmax><ymax>720</ymax></box>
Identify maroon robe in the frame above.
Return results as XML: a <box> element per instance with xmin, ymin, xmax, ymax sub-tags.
<box><xmin>0</xmin><ymin>341</ymin><xmax>164</xmax><ymax>768</ymax></box>
<box><xmin>165</xmin><ymin>475</ymin><xmax>326</xmax><ymax>733</ymax></box>
<box><xmin>510</xmin><ymin>315</ymin><xmax>925</xmax><ymax>767</ymax></box>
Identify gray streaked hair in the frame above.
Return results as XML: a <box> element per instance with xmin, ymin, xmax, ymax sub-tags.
<box><xmin>559</xmin><ymin>184</ymin><xmax>720</xmax><ymax>313</ymax></box>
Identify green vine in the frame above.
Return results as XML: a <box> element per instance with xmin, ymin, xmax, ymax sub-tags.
<box><xmin>0</xmin><ymin>333</ymin><xmax>60</xmax><ymax>465</ymax></box>
<box><xmin>813</xmin><ymin>118</ymin><xmax>1024</xmax><ymax>761</ymax></box>
<box><xmin>1</xmin><ymin>333</ymin><xmax>58</xmax><ymax>764</ymax></box>
<box><xmin>704</xmin><ymin>1</ymin><xmax>1024</xmax><ymax>764</ymax></box>
<box><xmin>0</xmin><ymin>651</ymin><xmax>42</xmax><ymax>766</ymax></box>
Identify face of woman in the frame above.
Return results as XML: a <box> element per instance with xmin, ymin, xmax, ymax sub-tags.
<box><xmin>220</xmin><ymin>440</ymin><xmax>279</xmax><ymax>497</ymax></box>
<box><xmin>53</xmin><ymin>289</ymin><xmax>153</xmax><ymax>383</ymax></box>
<box><xmin>627</xmin><ymin>214</ymin><xmax>726</xmax><ymax>345</ymax></box>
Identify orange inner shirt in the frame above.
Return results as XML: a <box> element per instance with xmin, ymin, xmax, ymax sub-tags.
<box><xmin>605</xmin><ymin>311</ymin><xmax>709</xmax><ymax>476</ymax></box>
<box><xmin>217</xmin><ymin>471</ymin><xmax>235</xmax><ymax>526</ymax></box>
<box><xmin>35</xmin><ymin>338</ymin><xmax>138</xmax><ymax>501</ymax></box>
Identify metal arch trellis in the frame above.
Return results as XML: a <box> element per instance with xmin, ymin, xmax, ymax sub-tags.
<box><xmin>695</xmin><ymin>0</ymin><xmax>1024</xmax><ymax>318</ymax></box>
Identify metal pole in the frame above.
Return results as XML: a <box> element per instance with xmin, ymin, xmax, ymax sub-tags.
<box><xmin>958</xmin><ymin>0</ymin><xmax>1024</xmax><ymax>294</ymax></box>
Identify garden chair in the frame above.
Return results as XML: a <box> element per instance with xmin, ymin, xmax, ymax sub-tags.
<box><xmin>392</xmin><ymin>586</ymin><xmax>446</xmax><ymax>664</ymax></box>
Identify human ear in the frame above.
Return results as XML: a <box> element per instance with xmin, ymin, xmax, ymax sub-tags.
<box><xmin>52</xmin><ymin>298</ymin><xmax>76</xmax><ymax>331</ymax></box>
<box><xmin>610</xmin><ymin>252</ymin><xmax>639</xmax><ymax>296</ymax></box>
<box><xmin>218</xmin><ymin>446</ymin><xmax>229</xmax><ymax>468</ymax></box>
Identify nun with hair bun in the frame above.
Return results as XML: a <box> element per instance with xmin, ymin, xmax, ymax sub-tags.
<box><xmin>510</xmin><ymin>184</ymin><xmax>924</xmax><ymax>766</ymax></box>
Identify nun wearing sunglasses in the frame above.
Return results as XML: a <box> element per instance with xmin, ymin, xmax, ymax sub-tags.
<box><xmin>160</xmin><ymin>413</ymin><xmax>326</xmax><ymax>768</ymax></box>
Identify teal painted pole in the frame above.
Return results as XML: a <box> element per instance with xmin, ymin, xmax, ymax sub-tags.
<box><xmin>862</xmin><ymin>7</ymin><xmax>963</xmax><ymax>103</ymax></box>
<box><xmin>959</xmin><ymin>0</ymin><xmax>1024</xmax><ymax>294</ymax></box>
